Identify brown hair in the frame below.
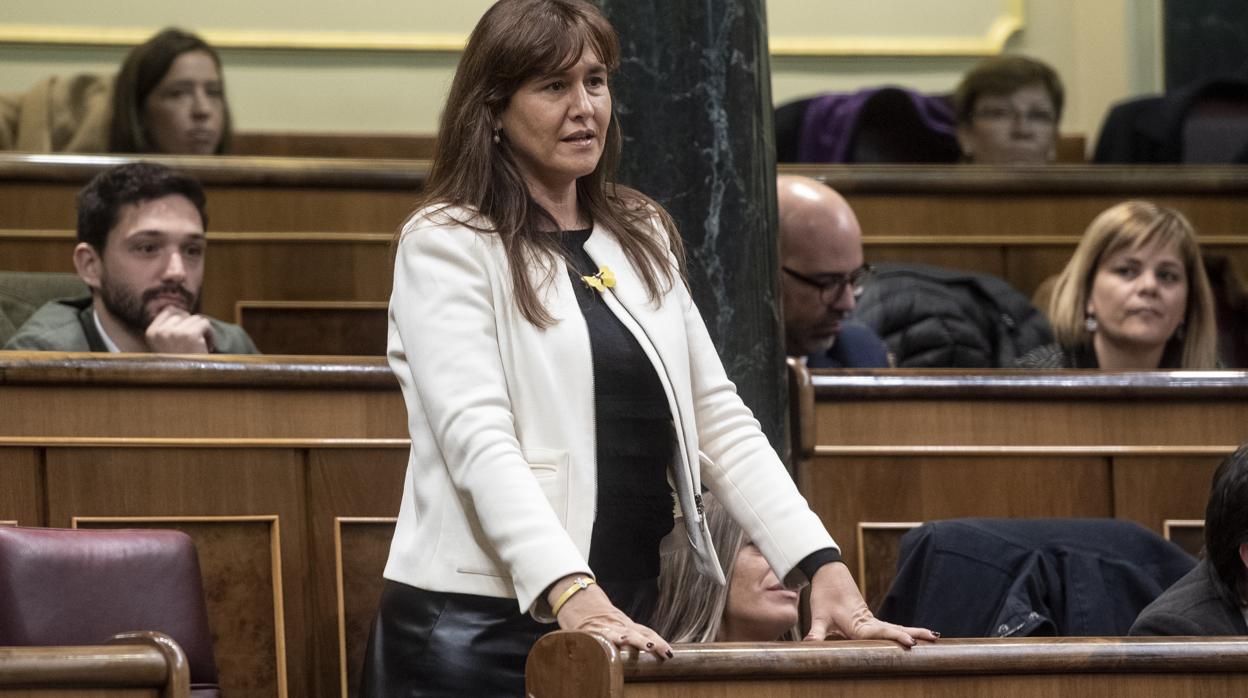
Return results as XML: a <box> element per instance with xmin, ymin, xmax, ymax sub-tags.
<box><xmin>408</xmin><ymin>0</ymin><xmax>685</xmax><ymax>327</ymax></box>
<box><xmin>109</xmin><ymin>27</ymin><xmax>232</xmax><ymax>154</ymax></box>
<box><xmin>954</xmin><ymin>55</ymin><xmax>1064</xmax><ymax>125</ymax></box>
<box><xmin>1047</xmin><ymin>201</ymin><xmax>1218</xmax><ymax>369</ymax></box>
<box><xmin>651</xmin><ymin>493</ymin><xmax>800</xmax><ymax>643</ymax></box>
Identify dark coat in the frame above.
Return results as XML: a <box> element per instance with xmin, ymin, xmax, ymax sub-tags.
<box><xmin>853</xmin><ymin>263</ymin><xmax>1054</xmax><ymax>368</ymax></box>
<box><xmin>877</xmin><ymin>518</ymin><xmax>1196</xmax><ymax>637</ymax></box>
<box><xmin>1130</xmin><ymin>559</ymin><xmax>1248</xmax><ymax>636</ymax></box>
<box><xmin>1093</xmin><ymin>77</ymin><xmax>1248</xmax><ymax>164</ymax></box>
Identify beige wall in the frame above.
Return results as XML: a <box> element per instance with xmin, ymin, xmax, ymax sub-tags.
<box><xmin>0</xmin><ymin>0</ymin><xmax>1161</xmax><ymax>148</ymax></box>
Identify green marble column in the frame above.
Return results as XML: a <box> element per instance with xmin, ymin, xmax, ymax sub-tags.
<box><xmin>596</xmin><ymin>1</ymin><xmax>787</xmax><ymax>458</ymax></box>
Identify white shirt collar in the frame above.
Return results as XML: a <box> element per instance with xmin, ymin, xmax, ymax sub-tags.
<box><xmin>91</xmin><ymin>308</ymin><xmax>123</xmax><ymax>353</ymax></box>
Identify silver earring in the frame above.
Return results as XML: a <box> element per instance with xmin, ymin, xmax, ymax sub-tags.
<box><xmin>493</xmin><ymin>128</ymin><xmax>501</xmax><ymax>145</ymax></box>
<box><xmin>1085</xmin><ymin>315</ymin><xmax>1099</xmax><ymax>333</ymax></box>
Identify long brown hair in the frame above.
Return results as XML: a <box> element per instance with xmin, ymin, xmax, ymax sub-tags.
<box><xmin>408</xmin><ymin>0</ymin><xmax>685</xmax><ymax>326</ymax></box>
<box><xmin>109</xmin><ymin>28</ymin><xmax>232</xmax><ymax>154</ymax></box>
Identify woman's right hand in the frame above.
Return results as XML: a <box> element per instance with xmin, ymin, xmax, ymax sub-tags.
<box><xmin>549</xmin><ymin>574</ymin><xmax>672</xmax><ymax>660</ymax></box>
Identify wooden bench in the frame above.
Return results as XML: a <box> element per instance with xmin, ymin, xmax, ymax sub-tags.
<box><xmin>527</xmin><ymin>631</ymin><xmax>1248</xmax><ymax>698</ymax></box>
<box><xmin>236</xmin><ymin>301</ymin><xmax>388</xmax><ymax>356</ymax></box>
<box><xmin>0</xmin><ymin>631</ymin><xmax>190</xmax><ymax>698</ymax></box>
<box><xmin>782</xmin><ymin>163</ymin><xmax>1248</xmax><ymax>299</ymax></box>
<box><xmin>0</xmin><ymin>153</ymin><xmax>426</xmax><ymax>232</ymax></box>
<box><xmin>788</xmin><ymin>360</ymin><xmax>1248</xmax><ymax>604</ymax></box>
<box><xmin>0</xmin><ymin>353</ymin><xmax>408</xmax><ymax>698</ymax></box>
<box><xmin>0</xmin><ymin>231</ymin><xmax>394</xmax><ymax>324</ymax></box>
<box><xmin>231</xmin><ymin>132</ymin><xmax>438</xmax><ymax>160</ymax></box>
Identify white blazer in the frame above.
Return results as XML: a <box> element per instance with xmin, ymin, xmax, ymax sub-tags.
<box><xmin>384</xmin><ymin>205</ymin><xmax>837</xmax><ymax>619</ymax></box>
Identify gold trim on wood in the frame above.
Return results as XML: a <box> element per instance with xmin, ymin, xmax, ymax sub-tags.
<box><xmin>771</xmin><ymin>0</ymin><xmax>1023</xmax><ymax>57</ymax></box>
<box><xmin>71</xmin><ymin>514</ymin><xmax>290</xmax><ymax>698</ymax></box>
<box><xmin>812</xmin><ymin>445</ymin><xmax>1241</xmax><ymax>457</ymax></box>
<box><xmin>335</xmin><ymin>516</ymin><xmax>397</xmax><ymax>698</ymax></box>
<box><xmin>855</xmin><ymin>522</ymin><xmax>922</xmax><ymax>596</ymax></box>
<box><xmin>863</xmin><ymin>234</ymin><xmax>1248</xmax><ymax>247</ymax></box>
<box><xmin>7</xmin><ymin>228</ymin><xmax>1246</xmax><ymax>248</ymax></box>
<box><xmin>0</xmin><ymin>25</ymin><xmax>469</xmax><ymax>53</ymax></box>
<box><xmin>1</xmin><ymin>2</ymin><xmax>1024</xmax><ymax>58</ymax></box>
<box><xmin>0</xmin><ymin>229</ymin><xmax>395</xmax><ymax>243</ymax></box>
<box><xmin>0</xmin><ymin>437</ymin><xmax>409</xmax><ymax>448</ymax></box>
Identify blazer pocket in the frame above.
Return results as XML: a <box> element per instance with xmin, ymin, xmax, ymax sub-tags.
<box><xmin>524</xmin><ymin>447</ymin><xmax>570</xmax><ymax>525</ymax></box>
<box><xmin>455</xmin><ymin>448</ymin><xmax>571</xmax><ymax>579</ymax></box>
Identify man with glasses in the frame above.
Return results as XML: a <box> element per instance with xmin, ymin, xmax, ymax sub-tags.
<box><xmin>777</xmin><ymin>175</ymin><xmax>888</xmax><ymax>368</ymax></box>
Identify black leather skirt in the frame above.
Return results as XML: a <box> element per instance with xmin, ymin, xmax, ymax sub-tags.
<box><xmin>359</xmin><ymin>578</ymin><xmax>657</xmax><ymax>698</ymax></box>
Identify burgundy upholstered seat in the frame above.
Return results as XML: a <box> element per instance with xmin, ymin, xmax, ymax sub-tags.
<box><xmin>0</xmin><ymin>526</ymin><xmax>220</xmax><ymax>697</ymax></box>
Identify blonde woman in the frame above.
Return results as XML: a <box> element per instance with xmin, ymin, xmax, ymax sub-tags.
<box><xmin>652</xmin><ymin>493</ymin><xmax>802</xmax><ymax>643</ymax></box>
<box><xmin>1019</xmin><ymin>201</ymin><xmax>1218</xmax><ymax>369</ymax></box>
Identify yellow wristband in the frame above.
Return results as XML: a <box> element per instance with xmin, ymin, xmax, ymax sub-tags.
<box><xmin>551</xmin><ymin>576</ymin><xmax>596</xmax><ymax>617</ymax></box>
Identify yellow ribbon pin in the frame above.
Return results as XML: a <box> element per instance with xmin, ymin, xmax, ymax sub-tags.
<box><xmin>580</xmin><ymin>266</ymin><xmax>616</xmax><ymax>293</ymax></box>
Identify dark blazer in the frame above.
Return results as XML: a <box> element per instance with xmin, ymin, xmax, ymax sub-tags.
<box><xmin>805</xmin><ymin>321</ymin><xmax>890</xmax><ymax>369</ymax></box>
<box><xmin>1130</xmin><ymin>559</ymin><xmax>1248</xmax><ymax>636</ymax></box>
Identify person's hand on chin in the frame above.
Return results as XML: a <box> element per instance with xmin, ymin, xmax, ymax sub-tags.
<box><xmin>145</xmin><ymin>305</ymin><xmax>214</xmax><ymax>353</ymax></box>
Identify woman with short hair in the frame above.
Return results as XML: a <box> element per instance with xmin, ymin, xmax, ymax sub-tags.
<box><xmin>954</xmin><ymin>55</ymin><xmax>1063</xmax><ymax>164</ymax></box>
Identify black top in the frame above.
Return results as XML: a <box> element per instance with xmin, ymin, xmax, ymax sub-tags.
<box><xmin>561</xmin><ymin>229</ymin><xmax>841</xmax><ymax>589</ymax></box>
<box><xmin>561</xmin><ymin>229</ymin><xmax>675</xmax><ymax>583</ymax></box>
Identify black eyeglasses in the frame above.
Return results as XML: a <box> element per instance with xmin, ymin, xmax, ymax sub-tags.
<box><xmin>782</xmin><ymin>264</ymin><xmax>874</xmax><ymax>303</ymax></box>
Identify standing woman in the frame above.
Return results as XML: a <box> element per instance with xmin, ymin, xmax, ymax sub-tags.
<box><xmin>364</xmin><ymin>1</ymin><xmax>934</xmax><ymax>695</ymax></box>
<box><xmin>110</xmin><ymin>28</ymin><xmax>231</xmax><ymax>155</ymax></box>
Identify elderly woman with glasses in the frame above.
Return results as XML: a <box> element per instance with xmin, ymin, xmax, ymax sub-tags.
<box><xmin>954</xmin><ymin>55</ymin><xmax>1063</xmax><ymax>165</ymax></box>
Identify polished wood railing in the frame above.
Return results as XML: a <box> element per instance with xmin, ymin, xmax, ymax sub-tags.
<box><xmin>527</xmin><ymin>631</ymin><xmax>1248</xmax><ymax>698</ymax></box>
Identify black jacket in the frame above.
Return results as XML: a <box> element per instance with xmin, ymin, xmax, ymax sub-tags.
<box><xmin>1093</xmin><ymin>77</ymin><xmax>1248</xmax><ymax>163</ymax></box>
<box><xmin>877</xmin><ymin>518</ymin><xmax>1196</xmax><ymax>637</ymax></box>
<box><xmin>854</xmin><ymin>263</ymin><xmax>1053</xmax><ymax>368</ymax></box>
<box><xmin>1130</xmin><ymin>559</ymin><xmax>1248</xmax><ymax>636</ymax></box>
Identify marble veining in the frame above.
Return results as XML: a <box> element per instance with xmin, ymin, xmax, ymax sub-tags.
<box><xmin>598</xmin><ymin>1</ymin><xmax>786</xmax><ymax>451</ymax></box>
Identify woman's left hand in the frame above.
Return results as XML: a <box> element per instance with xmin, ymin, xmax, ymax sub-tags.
<box><xmin>804</xmin><ymin>561</ymin><xmax>938</xmax><ymax>646</ymax></box>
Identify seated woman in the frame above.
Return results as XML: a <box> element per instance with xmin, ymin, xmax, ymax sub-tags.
<box><xmin>650</xmin><ymin>493</ymin><xmax>801</xmax><ymax>642</ymax></box>
<box><xmin>954</xmin><ymin>55</ymin><xmax>1063</xmax><ymax>164</ymax></box>
<box><xmin>1017</xmin><ymin>200</ymin><xmax>1218</xmax><ymax>369</ymax></box>
<box><xmin>109</xmin><ymin>28</ymin><xmax>231</xmax><ymax>155</ymax></box>
<box><xmin>0</xmin><ymin>28</ymin><xmax>230</xmax><ymax>154</ymax></box>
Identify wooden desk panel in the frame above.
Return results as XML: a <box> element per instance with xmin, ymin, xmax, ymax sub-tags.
<box><xmin>785</xmin><ymin>164</ymin><xmax>1248</xmax><ymax>298</ymax></box>
<box><xmin>0</xmin><ymin>448</ymin><xmax>41</xmax><ymax>526</ymax></box>
<box><xmin>527</xmin><ymin>632</ymin><xmax>1248</xmax><ymax>698</ymax></box>
<box><xmin>50</xmin><ymin>449</ymin><xmax>303</xmax><ymax>698</ymax></box>
<box><xmin>790</xmin><ymin>364</ymin><xmax>1248</xmax><ymax>593</ymax></box>
<box><xmin>238</xmin><ymin>302</ymin><xmax>389</xmax><ymax>356</ymax></box>
<box><xmin>0</xmin><ymin>231</ymin><xmax>394</xmax><ymax>323</ymax></box>
<box><xmin>0</xmin><ymin>154</ymin><xmax>426</xmax><ymax>233</ymax></box>
<box><xmin>0</xmin><ymin>354</ymin><xmax>408</xmax><ymax>698</ymax></box>
<box><xmin>306</xmin><ymin>449</ymin><xmax>407</xmax><ymax>698</ymax></box>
